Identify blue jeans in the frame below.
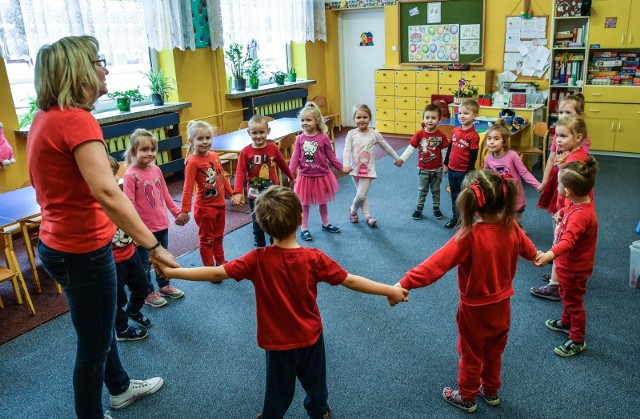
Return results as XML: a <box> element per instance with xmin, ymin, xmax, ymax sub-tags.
<box><xmin>115</xmin><ymin>251</ymin><xmax>148</xmax><ymax>333</ymax></box>
<box><xmin>39</xmin><ymin>241</ymin><xmax>130</xmax><ymax>419</ymax></box>
<box><xmin>447</xmin><ymin>169</ymin><xmax>467</xmax><ymax>219</ymax></box>
<box><xmin>249</xmin><ymin>198</ymin><xmax>273</xmax><ymax>247</ymax></box>
<box><xmin>136</xmin><ymin>229</ymin><xmax>169</xmax><ymax>292</ymax></box>
<box><xmin>262</xmin><ymin>334</ymin><xmax>329</xmax><ymax>419</ymax></box>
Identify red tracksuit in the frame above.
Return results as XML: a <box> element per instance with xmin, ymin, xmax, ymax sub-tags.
<box><xmin>551</xmin><ymin>201</ymin><xmax>598</xmax><ymax>343</ymax></box>
<box><xmin>400</xmin><ymin>222</ymin><xmax>537</xmax><ymax>401</ymax></box>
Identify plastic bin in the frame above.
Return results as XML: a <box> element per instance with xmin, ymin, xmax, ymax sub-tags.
<box><xmin>630</xmin><ymin>240</ymin><xmax>640</xmax><ymax>288</ymax></box>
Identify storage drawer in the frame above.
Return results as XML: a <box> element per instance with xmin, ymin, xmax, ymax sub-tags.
<box><xmin>583</xmin><ymin>86</ymin><xmax>640</xmax><ymax>104</ymax></box>
<box><xmin>375</xmin><ymin>95</ymin><xmax>393</xmax><ymax>108</ymax></box>
<box><xmin>416</xmin><ymin>71</ymin><xmax>438</xmax><ymax>84</ymax></box>
<box><xmin>395</xmin><ymin>83</ymin><xmax>416</xmax><ymax>97</ymax></box>
<box><xmin>375</xmin><ymin>120</ymin><xmax>395</xmax><ymax>133</ymax></box>
<box><xmin>375</xmin><ymin>107</ymin><xmax>394</xmax><ymax>121</ymax></box>
<box><xmin>415</xmin><ymin>110</ymin><xmax>425</xmax><ymax>123</ymax></box>
<box><xmin>438</xmin><ymin>71</ymin><xmax>463</xmax><ymax>84</ymax></box>
<box><xmin>395</xmin><ymin>70</ymin><xmax>416</xmax><ymax>83</ymax></box>
<box><xmin>374</xmin><ymin>70</ymin><xmax>394</xmax><ymax>83</ymax></box>
<box><xmin>374</xmin><ymin>82</ymin><xmax>394</xmax><ymax>95</ymax></box>
<box><xmin>438</xmin><ymin>84</ymin><xmax>457</xmax><ymax>95</ymax></box>
<box><xmin>584</xmin><ymin>103</ymin><xmax>622</xmax><ymax>119</ymax></box>
<box><xmin>395</xmin><ymin>121</ymin><xmax>416</xmax><ymax>135</ymax></box>
<box><xmin>415</xmin><ymin>84</ymin><xmax>437</xmax><ymax>99</ymax></box>
<box><xmin>394</xmin><ymin>96</ymin><xmax>415</xmax><ymax>110</ymax></box>
<box><xmin>395</xmin><ymin>109</ymin><xmax>415</xmax><ymax>122</ymax></box>
<box><xmin>415</xmin><ymin>97</ymin><xmax>431</xmax><ymax>111</ymax></box>
<box><xmin>461</xmin><ymin>71</ymin><xmax>489</xmax><ymax>85</ymax></box>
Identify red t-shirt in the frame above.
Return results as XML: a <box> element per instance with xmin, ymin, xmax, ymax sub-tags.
<box><xmin>181</xmin><ymin>152</ymin><xmax>233</xmax><ymax>212</ymax></box>
<box><xmin>447</xmin><ymin>126</ymin><xmax>479</xmax><ymax>172</ymax></box>
<box><xmin>400</xmin><ymin>222</ymin><xmax>537</xmax><ymax>306</ymax></box>
<box><xmin>233</xmin><ymin>142</ymin><xmax>294</xmax><ymax>195</ymax></box>
<box><xmin>27</xmin><ymin>107</ymin><xmax>115</xmax><ymax>253</ymax></box>
<box><xmin>111</xmin><ymin>228</ymin><xmax>136</xmax><ymax>263</ymax></box>
<box><xmin>552</xmin><ymin>202</ymin><xmax>598</xmax><ymax>273</ymax></box>
<box><xmin>408</xmin><ymin>129</ymin><xmax>449</xmax><ymax>170</ymax></box>
<box><xmin>224</xmin><ymin>246</ymin><xmax>348</xmax><ymax>350</ymax></box>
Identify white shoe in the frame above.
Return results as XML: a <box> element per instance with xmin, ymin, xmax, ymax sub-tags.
<box><xmin>110</xmin><ymin>377</ymin><xmax>164</xmax><ymax>409</ymax></box>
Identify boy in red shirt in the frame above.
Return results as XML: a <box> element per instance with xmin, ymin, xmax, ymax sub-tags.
<box><xmin>535</xmin><ymin>157</ymin><xmax>599</xmax><ymax>357</ymax></box>
<box><xmin>443</xmin><ymin>99</ymin><xmax>480</xmax><ymax>228</ymax></box>
<box><xmin>396</xmin><ymin>103</ymin><xmax>450</xmax><ymax>220</ymax></box>
<box><xmin>153</xmin><ymin>186</ymin><xmax>408</xmax><ymax>418</ymax></box>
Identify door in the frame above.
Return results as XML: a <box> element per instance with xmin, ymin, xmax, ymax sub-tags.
<box><xmin>588</xmin><ymin>0</ymin><xmax>630</xmax><ymax>48</ymax></box>
<box><xmin>339</xmin><ymin>8</ymin><xmax>385</xmax><ymax>127</ymax></box>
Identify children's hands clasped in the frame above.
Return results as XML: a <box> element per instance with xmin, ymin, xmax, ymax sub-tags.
<box><xmin>533</xmin><ymin>250</ymin><xmax>555</xmax><ymax>267</ymax></box>
<box><xmin>394</xmin><ymin>158</ymin><xmax>404</xmax><ymax>168</ymax></box>
<box><xmin>175</xmin><ymin>212</ymin><xmax>190</xmax><ymax>226</ymax></box>
<box><xmin>387</xmin><ymin>283</ymin><xmax>409</xmax><ymax>307</ymax></box>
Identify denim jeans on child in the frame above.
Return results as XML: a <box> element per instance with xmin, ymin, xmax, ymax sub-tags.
<box><xmin>447</xmin><ymin>169</ymin><xmax>467</xmax><ymax>219</ymax></box>
<box><xmin>38</xmin><ymin>241</ymin><xmax>130</xmax><ymax>419</ymax></box>
<box><xmin>115</xmin><ymin>251</ymin><xmax>148</xmax><ymax>332</ymax></box>
<box><xmin>136</xmin><ymin>229</ymin><xmax>169</xmax><ymax>292</ymax></box>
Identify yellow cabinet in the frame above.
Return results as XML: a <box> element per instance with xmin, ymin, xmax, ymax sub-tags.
<box><xmin>374</xmin><ymin>70</ymin><xmax>394</xmax><ymax>82</ymax></box>
<box><xmin>584</xmin><ymin>102</ymin><xmax>640</xmax><ymax>152</ymax></box>
<box><xmin>588</xmin><ymin>0</ymin><xmax>640</xmax><ymax>48</ymax></box>
<box><xmin>394</xmin><ymin>96</ymin><xmax>415</xmax><ymax>110</ymax></box>
<box><xmin>415</xmin><ymin>71</ymin><xmax>439</xmax><ymax>84</ymax></box>
<box><xmin>395</xmin><ymin>83</ymin><xmax>416</xmax><ymax>97</ymax></box>
<box><xmin>395</xmin><ymin>70</ymin><xmax>416</xmax><ymax>83</ymax></box>
<box><xmin>375</xmin><ymin>120</ymin><xmax>395</xmax><ymax>133</ymax></box>
<box><xmin>395</xmin><ymin>121</ymin><xmax>415</xmax><ymax>135</ymax></box>
<box><xmin>375</xmin><ymin>95</ymin><xmax>394</xmax><ymax>109</ymax></box>
<box><xmin>374</xmin><ymin>83</ymin><xmax>394</xmax><ymax>96</ymax></box>
<box><xmin>583</xmin><ymin>86</ymin><xmax>640</xmax><ymax>104</ymax></box>
<box><xmin>375</xmin><ymin>108</ymin><xmax>394</xmax><ymax>121</ymax></box>
<box><xmin>394</xmin><ymin>109</ymin><xmax>415</xmax><ymax>122</ymax></box>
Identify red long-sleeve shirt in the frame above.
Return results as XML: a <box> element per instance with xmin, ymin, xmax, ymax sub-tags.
<box><xmin>400</xmin><ymin>222</ymin><xmax>537</xmax><ymax>306</ymax></box>
<box><xmin>181</xmin><ymin>152</ymin><xmax>233</xmax><ymax>212</ymax></box>
<box><xmin>552</xmin><ymin>201</ymin><xmax>598</xmax><ymax>272</ymax></box>
<box><xmin>233</xmin><ymin>142</ymin><xmax>294</xmax><ymax>195</ymax></box>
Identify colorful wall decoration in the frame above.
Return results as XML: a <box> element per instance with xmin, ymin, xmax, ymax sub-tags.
<box><xmin>408</xmin><ymin>24</ymin><xmax>459</xmax><ymax>62</ymax></box>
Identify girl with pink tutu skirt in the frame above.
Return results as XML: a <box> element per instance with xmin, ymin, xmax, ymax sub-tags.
<box><xmin>289</xmin><ymin>102</ymin><xmax>343</xmax><ymax>241</ymax></box>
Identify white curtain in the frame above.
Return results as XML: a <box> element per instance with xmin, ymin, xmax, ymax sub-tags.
<box><xmin>142</xmin><ymin>0</ymin><xmax>194</xmax><ymax>51</ymax></box>
<box><xmin>219</xmin><ymin>0</ymin><xmax>327</xmax><ymax>47</ymax></box>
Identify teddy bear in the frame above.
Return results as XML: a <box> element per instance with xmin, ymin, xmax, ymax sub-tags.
<box><xmin>0</xmin><ymin>122</ymin><xmax>17</xmax><ymax>169</ymax></box>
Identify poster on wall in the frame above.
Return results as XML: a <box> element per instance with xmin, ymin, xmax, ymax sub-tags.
<box><xmin>408</xmin><ymin>24</ymin><xmax>459</xmax><ymax>62</ymax></box>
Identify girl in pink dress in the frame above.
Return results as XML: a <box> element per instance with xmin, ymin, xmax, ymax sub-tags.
<box><xmin>290</xmin><ymin>102</ymin><xmax>343</xmax><ymax>241</ymax></box>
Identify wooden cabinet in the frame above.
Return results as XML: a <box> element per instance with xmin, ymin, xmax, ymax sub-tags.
<box><xmin>373</xmin><ymin>68</ymin><xmax>492</xmax><ymax>134</ymax></box>
<box><xmin>588</xmin><ymin>0</ymin><xmax>640</xmax><ymax>48</ymax></box>
<box><xmin>584</xmin><ymin>102</ymin><xmax>640</xmax><ymax>152</ymax></box>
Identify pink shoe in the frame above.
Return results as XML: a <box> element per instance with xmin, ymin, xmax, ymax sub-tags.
<box><xmin>366</xmin><ymin>217</ymin><xmax>377</xmax><ymax>228</ymax></box>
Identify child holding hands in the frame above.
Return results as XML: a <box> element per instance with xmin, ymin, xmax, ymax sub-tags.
<box><xmin>231</xmin><ymin>115</ymin><xmax>295</xmax><ymax>247</ymax></box>
<box><xmin>396</xmin><ymin>103</ymin><xmax>449</xmax><ymax>220</ymax></box>
<box><xmin>535</xmin><ymin>157</ymin><xmax>599</xmax><ymax>357</ymax></box>
<box><xmin>154</xmin><ymin>185</ymin><xmax>408</xmax><ymax>419</ymax></box>
<box><xmin>177</xmin><ymin>120</ymin><xmax>233</xmax><ymax>271</ymax></box>
<box><xmin>443</xmin><ymin>99</ymin><xmax>480</xmax><ymax>229</ymax></box>
<box><xmin>395</xmin><ymin>169</ymin><xmax>538</xmax><ymax>413</ymax></box>
<box><xmin>343</xmin><ymin>104</ymin><xmax>401</xmax><ymax>227</ymax></box>
<box><xmin>290</xmin><ymin>102</ymin><xmax>343</xmax><ymax>241</ymax></box>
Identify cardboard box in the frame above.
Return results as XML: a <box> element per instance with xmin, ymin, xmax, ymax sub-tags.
<box><xmin>630</xmin><ymin>240</ymin><xmax>640</xmax><ymax>287</ymax></box>
<box><xmin>511</xmin><ymin>93</ymin><xmax>526</xmax><ymax>108</ymax></box>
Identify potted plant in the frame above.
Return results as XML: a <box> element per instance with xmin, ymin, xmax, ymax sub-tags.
<box><xmin>452</xmin><ymin>78</ymin><xmax>479</xmax><ymax>104</ymax></box>
<box><xmin>271</xmin><ymin>70</ymin><xmax>287</xmax><ymax>86</ymax></box>
<box><xmin>287</xmin><ymin>66</ymin><xmax>297</xmax><ymax>82</ymax></box>
<box><xmin>225</xmin><ymin>43</ymin><xmax>252</xmax><ymax>92</ymax></box>
<box><xmin>245</xmin><ymin>59</ymin><xmax>264</xmax><ymax>90</ymax></box>
<box><xmin>143</xmin><ymin>69</ymin><xmax>176</xmax><ymax>106</ymax></box>
<box><xmin>107</xmin><ymin>88</ymin><xmax>145</xmax><ymax>112</ymax></box>
<box><xmin>19</xmin><ymin>97</ymin><xmax>38</xmax><ymax>128</ymax></box>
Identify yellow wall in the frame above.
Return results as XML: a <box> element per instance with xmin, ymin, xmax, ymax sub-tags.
<box><xmin>0</xmin><ymin>59</ymin><xmax>27</xmax><ymax>191</ymax></box>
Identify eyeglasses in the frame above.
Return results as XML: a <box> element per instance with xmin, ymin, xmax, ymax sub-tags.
<box><xmin>92</xmin><ymin>58</ymin><xmax>107</xmax><ymax>68</ymax></box>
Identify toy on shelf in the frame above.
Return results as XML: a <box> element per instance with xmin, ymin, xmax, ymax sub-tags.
<box><xmin>0</xmin><ymin>122</ymin><xmax>16</xmax><ymax>169</ymax></box>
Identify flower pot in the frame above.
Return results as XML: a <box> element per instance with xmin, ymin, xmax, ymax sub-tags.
<box><xmin>453</xmin><ymin>96</ymin><xmax>461</xmax><ymax>105</ymax></box>
<box><xmin>116</xmin><ymin>97</ymin><xmax>131</xmax><ymax>112</ymax></box>
<box><xmin>151</xmin><ymin>93</ymin><xmax>164</xmax><ymax>106</ymax></box>
<box><xmin>287</xmin><ymin>72</ymin><xmax>296</xmax><ymax>82</ymax></box>
<box><xmin>233</xmin><ymin>78</ymin><xmax>246</xmax><ymax>91</ymax></box>
<box><xmin>249</xmin><ymin>76</ymin><xmax>260</xmax><ymax>89</ymax></box>
<box><xmin>274</xmin><ymin>75</ymin><xmax>286</xmax><ymax>85</ymax></box>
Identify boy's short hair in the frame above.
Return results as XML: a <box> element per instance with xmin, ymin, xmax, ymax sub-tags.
<box><xmin>459</xmin><ymin>99</ymin><xmax>479</xmax><ymax>115</ymax></box>
<box><xmin>423</xmin><ymin>103</ymin><xmax>442</xmax><ymax>119</ymax></box>
<box><xmin>249</xmin><ymin>114</ymin><xmax>268</xmax><ymax>128</ymax></box>
<box><xmin>254</xmin><ymin>186</ymin><xmax>302</xmax><ymax>240</ymax></box>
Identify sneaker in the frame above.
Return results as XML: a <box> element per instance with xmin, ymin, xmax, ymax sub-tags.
<box><xmin>530</xmin><ymin>284</ymin><xmax>560</xmax><ymax>301</ymax></box>
<box><xmin>104</xmin><ymin>411</ymin><xmax>115</xmax><ymax>419</ymax></box>
<box><xmin>442</xmin><ymin>387</ymin><xmax>477</xmax><ymax>413</ymax></box>
<box><xmin>433</xmin><ymin>208</ymin><xmax>443</xmax><ymax>219</ymax></box>
<box><xmin>258</xmin><ymin>406</ymin><xmax>331</xmax><ymax>419</ymax></box>
<box><xmin>116</xmin><ymin>326</ymin><xmax>148</xmax><ymax>342</ymax></box>
<box><xmin>301</xmin><ymin>229</ymin><xmax>312</xmax><ymax>241</ymax></box>
<box><xmin>349</xmin><ymin>209</ymin><xmax>358</xmax><ymax>223</ymax></box>
<box><xmin>478</xmin><ymin>386</ymin><xmax>500</xmax><ymax>406</ymax></box>
<box><xmin>554</xmin><ymin>339</ymin><xmax>587</xmax><ymax>357</ymax></box>
<box><xmin>144</xmin><ymin>291</ymin><xmax>167</xmax><ymax>308</ymax></box>
<box><xmin>545</xmin><ymin>319</ymin><xmax>570</xmax><ymax>334</ymax></box>
<box><xmin>110</xmin><ymin>377</ymin><xmax>164</xmax><ymax>409</ymax></box>
<box><xmin>321</xmin><ymin>224</ymin><xmax>340</xmax><ymax>233</ymax></box>
<box><xmin>127</xmin><ymin>311</ymin><xmax>152</xmax><ymax>328</ymax></box>
<box><xmin>366</xmin><ymin>217</ymin><xmax>377</xmax><ymax>228</ymax></box>
<box><xmin>159</xmin><ymin>284</ymin><xmax>184</xmax><ymax>299</ymax></box>
<box><xmin>542</xmin><ymin>272</ymin><xmax>552</xmax><ymax>282</ymax></box>
<box><xmin>412</xmin><ymin>210</ymin><xmax>422</xmax><ymax>220</ymax></box>
<box><xmin>444</xmin><ymin>218</ymin><xmax>458</xmax><ymax>229</ymax></box>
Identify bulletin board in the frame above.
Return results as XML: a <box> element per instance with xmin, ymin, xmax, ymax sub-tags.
<box><xmin>503</xmin><ymin>15</ymin><xmax>550</xmax><ymax>78</ymax></box>
<box><xmin>399</xmin><ymin>0</ymin><xmax>486</xmax><ymax>65</ymax></box>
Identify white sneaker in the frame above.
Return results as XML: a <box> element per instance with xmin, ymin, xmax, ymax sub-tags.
<box><xmin>104</xmin><ymin>411</ymin><xmax>115</xmax><ymax>419</ymax></box>
<box><xmin>110</xmin><ymin>377</ymin><xmax>164</xmax><ymax>410</ymax></box>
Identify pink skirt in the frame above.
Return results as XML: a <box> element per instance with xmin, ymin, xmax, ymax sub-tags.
<box><xmin>294</xmin><ymin>173</ymin><xmax>339</xmax><ymax>206</ymax></box>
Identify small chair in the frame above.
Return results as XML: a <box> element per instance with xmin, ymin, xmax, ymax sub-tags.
<box><xmin>437</xmin><ymin>124</ymin><xmax>454</xmax><ymax>140</ymax></box>
<box><xmin>239</xmin><ymin>121</ymin><xmax>249</xmax><ymax>130</ymax></box>
<box><xmin>512</xmin><ymin>121</ymin><xmax>549</xmax><ymax>172</ymax></box>
<box><xmin>312</xmin><ymin>96</ymin><xmax>341</xmax><ymax>131</ymax></box>
<box><xmin>0</xmin><ymin>230</ymin><xmax>36</xmax><ymax>315</ymax></box>
<box><xmin>212</xmin><ymin>128</ymin><xmax>238</xmax><ymax>178</ymax></box>
<box><xmin>277</xmin><ymin>133</ymin><xmax>297</xmax><ymax>186</ymax></box>
<box><xmin>477</xmin><ymin>133</ymin><xmax>490</xmax><ymax>169</ymax></box>
<box><xmin>325</xmin><ymin>119</ymin><xmax>335</xmax><ymax>152</ymax></box>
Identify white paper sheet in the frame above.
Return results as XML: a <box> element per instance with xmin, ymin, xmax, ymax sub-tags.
<box><xmin>427</xmin><ymin>2</ymin><xmax>441</xmax><ymax>23</ymax></box>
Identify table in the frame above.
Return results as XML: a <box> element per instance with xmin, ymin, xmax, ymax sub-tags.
<box><xmin>211</xmin><ymin>117</ymin><xmax>302</xmax><ymax>154</ymax></box>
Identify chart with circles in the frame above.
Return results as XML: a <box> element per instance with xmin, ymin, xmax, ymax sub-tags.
<box><xmin>408</xmin><ymin>25</ymin><xmax>459</xmax><ymax>62</ymax></box>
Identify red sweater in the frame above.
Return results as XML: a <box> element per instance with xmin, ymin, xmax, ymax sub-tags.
<box><xmin>400</xmin><ymin>222</ymin><xmax>537</xmax><ymax>306</ymax></box>
<box><xmin>446</xmin><ymin>126</ymin><xmax>479</xmax><ymax>172</ymax></box>
<box><xmin>181</xmin><ymin>152</ymin><xmax>233</xmax><ymax>212</ymax></box>
<box><xmin>552</xmin><ymin>201</ymin><xmax>598</xmax><ymax>272</ymax></box>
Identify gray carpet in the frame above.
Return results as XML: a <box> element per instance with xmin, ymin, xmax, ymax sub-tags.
<box><xmin>1</xmin><ymin>154</ymin><xmax>639</xmax><ymax>418</ymax></box>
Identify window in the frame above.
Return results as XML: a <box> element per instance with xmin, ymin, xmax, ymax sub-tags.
<box><xmin>0</xmin><ymin>0</ymin><xmax>154</xmax><ymax>119</ymax></box>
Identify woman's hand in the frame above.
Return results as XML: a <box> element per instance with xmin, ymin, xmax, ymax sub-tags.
<box><xmin>149</xmin><ymin>245</ymin><xmax>180</xmax><ymax>268</ymax></box>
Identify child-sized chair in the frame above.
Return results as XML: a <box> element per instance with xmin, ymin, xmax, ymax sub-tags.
<box><xmin>0</xmin><ymin>230</ymin><xmax>35</xmax><ymax>315</ymax></box>
<box><xmin>512</xmin><ymin>121</ymin><xmax>549</xmax><ymax>171</ymax></box>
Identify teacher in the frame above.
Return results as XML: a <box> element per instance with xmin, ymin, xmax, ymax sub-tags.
<box><xmin>27</xmin><ymin>35</ymin><xmax>178</xmax><ymax>418</ymax></box>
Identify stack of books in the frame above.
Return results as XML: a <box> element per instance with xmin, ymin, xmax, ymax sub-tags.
<box><xmin>552</xmin><ymin>52</ymin><xmax>585</xmax><ymax>85</ymax></box>
<box><xmin>587</xmin><ymin>51</ymin><xmax>640</xmax><ymax>85</ymax></box>
<box><xmin>553</xmin><ymin>25</ymin><xmax>586</xmax><ymax>48</ymax></box>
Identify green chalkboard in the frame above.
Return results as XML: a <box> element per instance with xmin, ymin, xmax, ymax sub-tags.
<box><xmin>400</xmin><ymin>0</ymin><xmax>485</xmax><ymax>65</ymax></box>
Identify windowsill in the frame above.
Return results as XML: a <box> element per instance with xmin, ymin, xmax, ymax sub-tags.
<box><xmin>226</xmin><ymin>79</ymin><xmax>316</xmax><ymax>99</ymax></box>
<box><xmin>15</xmin><ymin>102</ymin><xmax>192</xmax><ymax>138</ymax></box>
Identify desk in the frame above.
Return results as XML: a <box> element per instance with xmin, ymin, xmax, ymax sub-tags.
<box><xmin>211</xmin><ymin>117</ymin><xmax>302</xmax><ymax>154</ymax></box>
